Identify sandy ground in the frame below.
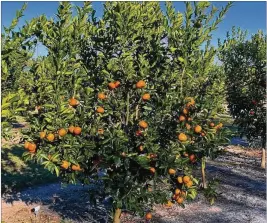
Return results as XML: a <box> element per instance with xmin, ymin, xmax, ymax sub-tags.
<box><xmin>2</xmin><ymin>146</ymin><xmax>266</xmax><ymax>223</ymax></box>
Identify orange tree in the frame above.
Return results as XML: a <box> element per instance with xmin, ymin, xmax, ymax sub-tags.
<box><xmin>20</xmin><ymin>2</ymin><xmax>232</xmax><ymax>222</ymax></box>
<box><xmin>219</xmin><ymin>28</ymin><xmax>266</xmax><ymax>168</ymax></box>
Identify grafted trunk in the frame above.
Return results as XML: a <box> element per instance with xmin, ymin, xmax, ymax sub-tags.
<box><xmin>113</xmin><ymin>208</ymin><xmax>121</xmax><ymax>223</ymax></box>
<box><xmin>201</xmin><ymin>156</ymin><xmax>207</xmax><ymax>189</ymax></box>
<box><xmin>261</xmin><ymin>148</ymin><xmax>266</xmax><ymax>169</ymax></box>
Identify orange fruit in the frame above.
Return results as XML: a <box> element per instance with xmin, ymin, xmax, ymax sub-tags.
<box><xmin>179</xmin><ymin>115</ymin><xmax>186</xmax><ymax>122</ymax></box>
<box><xmin>96</xmin><ymin>107</ymin><xmax>104</xmax><ymax>113</ymax></box>
<box><xmin>189</xmin><ymin>154</ymin><xmax>196</xmax><ymax>162</ymax></box>
<box><xmin>149</xmin><ymin>167</ymin><xmax>156</xmax><ymax>174</ymax></box>
<box><xmin>168</xmin><ymin>168</ymin><xmax>176</xmax><ymax>175</ymax></box>
<box><xmin>183</xmin><ymin>176</ymin><xmax>190</xmax><ymax>184</ymax></box>
<box><xmin>98</xmin><ymin>128</ymin><xmax>104</xmax><ymax>134</ymax></box>
<box><xmin>136</xmin><ymin>80</ymin><xmax>146</xmax><ymax>89</ymax></box>
<box><xmin>121</xmin><ymin>152</ymin><xmax>127</xmax><ymax>157</ymax></box>
<box><xmin>177</xmin><ymin>176</ymin><xmax>183</xmax><ymax>184</ymax></box>
<box><xmin>188</xmin><ymin>117</ymin><xmax>193</xmax><ymax>122</ymax></box>
<box><xmin>114</xmin><ymin>81</ymin><xmax>120</xmax><ymax>88</ymax></box>
<box><xmin>40</xmin><ymin>131</ymin><xmax>46</xmax><ymax>139</ymax></box>
<box><xmin>183</xmin><ymin>152</ymin><xmax>189</xmax><ymax>157</ymax></box>
<box><xmin>145</xmin><ymin>212</ymin><xmax>152</xmax><ymax>220</ymax></box>
<box><xmin>165</xmin><ymin>200</ymin><xmax>173</xmax><ymax>208</ymax></box>
<box><xmin>194</xmin><ymin>125</ymin><xmax>202</xmax><ymax>133</ymax></box>
<box><xmin>181</xmin><ymin>191</ymin><xmax>186</xmax><ymax>197</ymax></box>
<box><xmin>210</xmin><ymin>122</ymin><xmax>215</xmax><ymax>127</ymax></box>
<box><xmin>186</xmin><ymin>123</ymin><xmax>191</xmax><ymax>130</ymax></box>
<box><xmin>186</xmin><ymin>180</ymin><xmax>193</xmax><ymax>188</ymax></box>
<box><xmin>183</xmin><ymin>108</ymin><xmax>188</xmax><ymax>115</ymax></box>
<box><xmin>73</xmin><ymin>127</ymin><xmax>82</xmax><ymax>135</ymax></box>
<box><xmin>136</xmin><ymin>130</ymin><xmax>142</xmax><ymax>136</ymax></box>
<box><xmin>138</xmin><ymin>145</ymin><xmax>144</xmax><ymax>152</ymax></box>
<box><xmin>61</xmin><ymin>161</ymin><xmax>69</xmax><ymax>169</ymax></box>
<box><xmin>142</xmin><ymin>93</ymin><xmax>151</xmax><ymax>101</ymax></box>
<box><xmin>68</xmin><ymin>125</ymin><xmax>75</xmax><ymax>133</ymax></box>
<box><xmin>178</xmin><ymin>133</ymin><xmax>187</xmax><ymax>142</ymax></box>
<box><xmin>176</xmin><ymin>196</ymin><xmax>184</xmax><ymax>204</ymax></box>
<box><xmin>175</xmin><ymin>188</ymin><xmax>181</xmax><ymax>195</ymax></box>
<box><xmin>108</xmin><ymin>82</ymin><xmax>116</xmax><ymax>89</ymax></box>
<box><xmin>28</xmin><ymin>143</ymin><xmax>36</xmax><ymax>151</ymax></box>
<box><xmin>98</xmin><ymin>93</ymin><xmax>106</xmax><ymax>100</ymax></box>
<box><xmin>201</xmin><ymin>132</ymin><xmax>205</xmax><ymax>137</ymax></box>
<box><xmin>58</xmin><ymin>128</ymin><xmax>67</xmax><ymax>137</ymax></box>
<box><xmin>24</xmin><ymin>141</ymin><xmax>30</xmax><ymax>149</ymax></box>
<box><xmin>47</xmin><ymin>133</ymin><xmax>55</xmax><ymax>142</ymax></box>
<box><xmin>69</xmin><ymin>98</ymin><xmax>78</xmax><ymax>106</ymax></box>
<box><xmin>150</xmin><ymin>153</ymin><xmax>157</xmax><ymax>158</ymax></box>
<box><xmin>139</xmin><ymin>120</ymin><xmax>148</xmax><ymax>128</ymax></box>
<box><xmin>72</xmin><ymin>164</ymin><xmax>82</xmax><ymax>171</ymax></box>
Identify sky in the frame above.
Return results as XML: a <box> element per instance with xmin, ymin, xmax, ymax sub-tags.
<box><xmin>1</xmin><ymin>1</ymin><xmax>266</xmax><ymax>57</ymax></box>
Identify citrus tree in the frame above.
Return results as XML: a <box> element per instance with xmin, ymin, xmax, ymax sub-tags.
<box><xmin>219</xmin><ymin>28</ymin><xmax>266</xmax><ymax>168</ymax></box>
<box><xmin>16</xmin><ymin>1</ymin><xmax>232</xmax><ymax>222</ymax></box>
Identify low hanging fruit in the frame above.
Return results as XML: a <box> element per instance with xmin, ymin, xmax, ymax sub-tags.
<box><xmin>72</xmin><ymin>164</ymin><xmax>82</xmax><ymax>171</ymax></box>
<box><xmin>189</xmin><ymin>154</ymin><xmax>196</xmax><ymax>163</ymax></box>
<box><xmin>96</xmin><ymin>106</ymin><xmax>104</xmax><ymax>113</ymax></box>
<box><xmin>186</xmin><ymin>180</ymin><xmax>193</xmax><ymax>188</ymax></box>
<box><xmin>175</xmin><ymin>188</ymin><xmax>181</xmax><ymax>195</ymax></box>
<box><xmin>186</xmin><ymin>123</ymin><xmax>191</xmax><ymax>130</ymax></box>
<box><xmin>24</xmin><ymin>141</ymin><xmax>30</xmax><ymax>149</ymax></box>
<box><xmin>98</xmin><ymin>93</ymin><xmax>106</xmax><ymax>100</ymax></box>
<box><xmin>69</xmin><ymin>97</ymin><xmax>79</xmax><ymax>107</ymax></box>
<box><xmin>194</xmin><ymin>125</ymin><xmax>202</xmax><ymax>133</ymax></box>
<box><xmin>136</xmin><ymin>80</ymin><xmax>146</xmax><ymax>89</ymax></box>
<box><xmin>114</xmin><ymin>81</ymin><xmax>120</xmax><ymax>88</ymax></box>
<box><xmin>145</xmin><ymin>212</ymin><xmax>152</xmax><ymax>220</ymax></box>
<box><xmin>136</xmin><ymin>130</ymin><xmax>143</xmax><ymax>136</ymax></box>
<box><xmin>73</xmin><ymin>127</ymin><xmax>82</xmax><ymax>135</ymax></box>
<box><xmin>61</xmin><ymin>160</ymin><xmax>69</xmax><ymax>169</ymax></box>
<box><xmin>183</xmin><ymin>108</ymin><xmax>188</xmax><ymax>115</ymax></box>
<box><xmin>139</xmin><ymin>120</ymin><xmax>148</xmax><ymax>128</ymax></box>
<box><xmin>178</xmin><ymin>133</ymin><xmax>187</xmax><ymax>142</ymax></box>
<box><xmin>179</xmin><ymin>115</ymin><xmax>186</xmax><ymax>122</ymax></box>
<box><xmin>39</xmin><ymin>131</ymin><xmax>46</xmax><ymax>139</ymax></box>
<box><xmin>168</xmin><ymin>168</ymin><xmax>176</xmax><ymax>175</ymax></box>
<box><xmin>108</xmin><ymin>82</ymin><xmax>116</xmax><ymax>89</ymax></box>
<box><xmin>58</xmin><ymin>128</ymin><xmax>67</xmax><ymax>137</ymax></box>
<box><xmin>183</xmin><ymin>176</ymin><xmax>191</xmax><ymax>184</ymax></box>
<box><xmin>68</xmin><ymin>125</ymin><xmax>75</xmax><ymax>133</ymax></box>
<box><xmin>149</xmin><ymin>167</ymin><xmax>156</xmax><ymax>174</ymax></box>
<box><xmin>47</xmin><ymin>133</ymin><xmax>55</xmax><ymax>142</ymax></box>
<box><xmin>176</xmin><ymin>196</ymin><xmax>184</xmax><ymax>204</ymax></box>
<box><xmin>209</xmin><ymin>122</ymin><xmax>215</xmax><ymax>127</ymax></box>
<box><xmin>28</xmin><ymin>143</ymin><xmax>37</xmax><ymax>151</ymax></box>
<box><xmin>177</xmin><ymin>176</ymin><xmax>183</xmax><ymax>184</ymax></box>
<box><xmin>98</xmin><ymin>128</ymin><xmax>104</xmax><ymax>134</ymax></box>
<box><xmin>142</xmin><ymin>93</ymin><xmax>150</xmax><ymax>101</ymax></box>
<box><xmin>138</xmin><ymin>145</ymin><xmax>144</xmax><ymax>152</ymax></box>
<box><xmin>165</xmin><ymin>200</ymin><xmax>173</xmax><ymax>208</ymax></box>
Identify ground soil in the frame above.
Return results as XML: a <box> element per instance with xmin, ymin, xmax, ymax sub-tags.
<box><xmin>2</xmin><ymin>146</ymin><xmax>266</xmax><ymax>223</ymax></box>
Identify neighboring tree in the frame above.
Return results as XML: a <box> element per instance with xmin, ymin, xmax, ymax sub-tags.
<box><xmin>219</xmin><ymin>27</ymin><xmax>266</xmax><ymax>168</ymax></box>
<box><xmin>2</xmin><ymin>2</ymin><xmax>232</xmax><ymax>222</ymax></box>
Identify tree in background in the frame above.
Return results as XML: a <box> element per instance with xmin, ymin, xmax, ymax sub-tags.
<box><xmin>219</xmin><ymin>27</ymin><xmax>266</xmax><ymax>168</ymax></box>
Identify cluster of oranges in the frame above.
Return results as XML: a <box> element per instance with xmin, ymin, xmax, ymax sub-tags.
<box><xmin>24</xmin><ymin>141</ymin><xmax>37</xmax><ymax>153</ymax></box>
<box><xmin>61</xmin><ymin>160</ymin><xmax>82</xmax><ymax>171</ymax></box>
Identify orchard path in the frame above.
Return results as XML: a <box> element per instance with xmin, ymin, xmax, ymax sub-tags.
<box><xmin>2</xmin><ymin>146</ymin><xmax>266</xmax><ymax>223</ymax></box>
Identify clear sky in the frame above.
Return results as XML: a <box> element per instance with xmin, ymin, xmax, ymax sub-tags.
<box><xmin>1</xmin><ymin>1</ymin><xmax>266</xmax><ymax>56</ymax></box>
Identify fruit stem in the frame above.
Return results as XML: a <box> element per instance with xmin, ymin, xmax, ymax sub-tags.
<box><xmin>261</xmin><ymin>148</ymin><xmax>266</xmax><ymax>169</ymax></box>
<box><xmin>113</xmin><ymin>208</ymin><xmax>121</xmax><ymax>223</ymax></box>
<box><xmin>201</xmin><ymin>156</ymin><xmax>207</xmax><ymax>189</ymax></box>
<box><xmin>126</xmin><ymin>92</ymin><xmax>130</xmax><ymax>125</ymax></box>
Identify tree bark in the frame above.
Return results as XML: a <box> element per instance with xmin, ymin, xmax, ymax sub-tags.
<box><xmin>261</xmin><ymin>148</ymin><xmax>266</xmax><ymax>169</ymax></box>
<box><xmin>201</xmin><ymin>156</ymin><xmax>207</xmax><ymax>189</ymax></box>
<box><xmin>113</xmin><ymin>208</ymin><xmax>122</xmax><ymax>223</ymax></box>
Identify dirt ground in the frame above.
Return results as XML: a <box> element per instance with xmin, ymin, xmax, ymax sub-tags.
<box><xmin>2</xmin><ymin>146</ymin><xmax>266</xmax><ymax>223</ymax></box>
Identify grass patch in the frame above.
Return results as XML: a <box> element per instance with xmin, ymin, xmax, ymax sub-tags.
<box><xmin>1</xmin><ymin>144</ymin><xmax>58</xmax><ymax>194</ymax></box>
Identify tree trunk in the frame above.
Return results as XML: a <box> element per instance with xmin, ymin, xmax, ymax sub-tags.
<box><xmin>201</xmin><ymin>156</ymin><xmax>207</xmax><ymax>189</ymax></box>
<box><xmin>261</xmin><ymin>148</ymin><xmax>266</xmax><ymax>169</ymax></box>
<box><xmin>113</xmin><ymin>208</ymin><xmax>121</xmax><ymax>223</ymax></box>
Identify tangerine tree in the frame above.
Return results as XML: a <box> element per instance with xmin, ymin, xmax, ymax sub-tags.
<box><xmin>219</xmin><ymin>28</ymin><xmax>266</xmax><ymax>168</ymax></box>
<box><xmin>17</xmin><ymin>1</ymin><xmax>232</xmax><ymax>222</ymax></box>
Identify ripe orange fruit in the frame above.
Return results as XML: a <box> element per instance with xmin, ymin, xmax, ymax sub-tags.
<box><xmin>139</xmin><ymin>120</ymin><xmax>148</xmax><ymax>128</ymax></box>
<box><xmin>24</xmin><ymin>141</ymin><xmax>30</xmax><ymax>149</ymax></box>
<box><xmin>69</xmin><ymin>97</ymin><xmax>78</xmax><ymax>106</ymax></box>
<box><xmin>186</xmin><ymin>123</ymin><xmax>191</xmax><ymax>130</ymax></box>
<box><xmin>178</xmin><ymin>133</ymin><xmax>187</xmax><ymax>142</ymax></box>
<box><xmin>179</xmin><ymin>115</ymin><xmax>186</xmax><ymax>122</ymax></box>
<box><xmin>47</xmin><ymin>133</ymin><xmax>55</xmax><ymax>142</ymax></box>
<box><xmin>176</xmin><ymin>196</ymin><xmax>184</xmax><ymax>204</ymax></box>
<box><xmin>149</xmin><ymin>167</ymin><xmax>156</xmax><ymax>174</ymax></box>
<box><xmin>61</xmin><ymin>160</ymin><xmax>69</xmax><ymax>169</ymax></box>
<box><xmin>165</xmin><ymin>200</ymin><xmax>173</xmax><ymax>208</ymax></box>
<box><xmin>183</xmin><ymin>108</ymin><xmax>188</xmax><ymax>115</ymax></box>
<box><xmin>177</xmin><ymin>176</ymin><xmax>183</xmax><ymax>184</ymax></box>
<box><xmin>72</xmin><ymin>164</ymin><xmax>82</xmax><ymax>171</ymax></box>
<box><xmin>98</xmin><ymin>93</ymin><xmax>106</xmax><ymax>100</ymax></box>
<box><xmin>142</xmin><ymin>93</ymin><xmax>151</xmax><ymax>101</ymax></box>
<box><xmin>150</xmin><ymin>153</ymin><xmax>157</xmax><ymax>158</ymax></box>
<box><xmin>108</xmin><ymin>82</ymin><xmax>116</xmax><ymax>89</ymax></box>
<box><xmin>138</xmin><ymin>145</ymin><xmax>144</xmax><ymax>152</ymax></box>
<box><xmin>98</xmin><ymin>128</ymin><xmax>104</xmax><ymax>134</ymax></box>
<box><xmin>58</xmin><ymin>128</ymin><xmax>67</xmax><ymax>137</ymax></box>
<box><xmin>73</xmin><ymin>127</ymin><xmax>82</xmax><ymax>135</ymax></box>
<box><xmin>28</xmin><ymin>143</ymin><xmax>36</xmax><ymax>151</ymax></box>
<box><xmin>68</xmin><ymin>125</ymin><xmax>75</xmax><ymax>133</ymax></box>
<box><xmin>136</xmin><ymin>80</ymin><xmax>146</xmax><ymax>89</ymax></box>
<box><xmin>114</xmin><ymin>81</ymin><xmax>120</xmax><ymax>88</ymax></box>
<box><xmin>188</xmin><ymin>117</ymin><xmax>193</xmax><ymax>122</ymax></box>
<box><xmin>189</xmin><ymin>154</ymin><xmax>196</xmax><ymax>162</ymax></box>
<box><xmin>168</xmin><ymin>168</ymin><xmax>176</xmax><ymax>175</ymax></box>
<box><xmin>40</xmin><ymin>131</ymin><xmax>46</xmax><ymax>139</ymax></box>
<box><xmin>186</xmin><ymin>180</ymin><xmax>193</xmax><ymax>188</ymax></box>
<box><xmin>136</xmin><ymin>130</ymin><xmax>142</xmax><ymax>136</ymax></box>
<box><xmin>194</xmin><ymin>125</ymin><xmax>202</xmax><ymax>133</ymax></box>
<box><xmin>175</xmin><ymin>188</ymin><xmax>181</xmax><ymax>195</ymax></box>
<box><xmin>201</xmin><ymin>132</ymin><xmax>206</xmax><ymax>137</ymax></box>
<box><xmin>145</xmin><ymin>212</ymin><xmax>152</xmax><ymax>220</ymax></box>
<box><xmin>210</xmin><ymin>122</ymin><xmax>215</xmax><ymax>127</ymax></box>
<box><xmin>183</xmin><ymin>176</ymin><xmax>190</xmax><ymax>184</ymax></box>
<box><xmin>96</xmin><ymin>106</ymin><xmax>104</xmax><ymax>113</ymax></box>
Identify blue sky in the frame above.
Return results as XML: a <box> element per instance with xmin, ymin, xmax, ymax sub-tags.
<box><xmin>1</xmin><ymin>1</ymin><xmax>266</xmax><ymax>57</ymax></box>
